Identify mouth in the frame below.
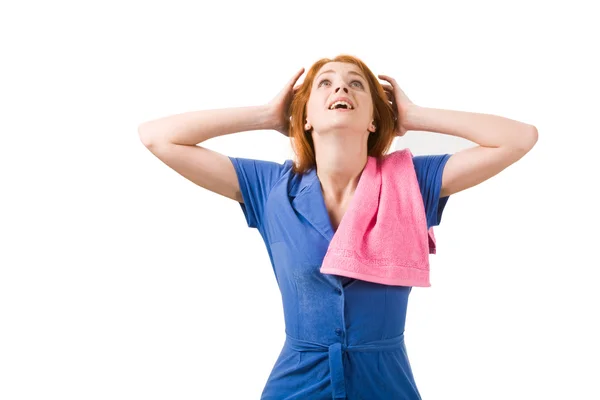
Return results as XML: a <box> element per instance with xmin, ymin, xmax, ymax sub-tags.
<box><xmin>328</xmin><ymin>105</ymin><xmax>354</xmax><ymax>113</ymax></box>
<box><xmin>328</xmin><ymin>99</ymin><xmax>355</xmax><ymax>111</ymax></box>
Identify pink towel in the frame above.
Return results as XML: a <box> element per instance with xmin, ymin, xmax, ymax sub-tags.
<box><xmin>320</xmin><ymin>149</ymin><xmax>437</xmax><ymax>287</ymax></box>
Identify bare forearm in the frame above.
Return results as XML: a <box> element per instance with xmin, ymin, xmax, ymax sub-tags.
<box><xmin>138</xmin><ymin>104</ymin><xmax>275</xmax><ymax>146</ymax></box>
<box><xmin>404</xmin><ymin>106</ymin><xmax>538</xmax><ymax>150</ymax></box>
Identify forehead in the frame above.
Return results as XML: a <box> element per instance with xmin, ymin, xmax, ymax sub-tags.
<box><xmin>316</xmin><ymin>62</ymin><xmax>363</xmax><ymax>77</ymax></box>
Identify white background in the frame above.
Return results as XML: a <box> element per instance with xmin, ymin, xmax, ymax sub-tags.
<box><xmin>1</xmin><ymin>0</ymin><xmax>598</xmax><ymax>399</ymax></box>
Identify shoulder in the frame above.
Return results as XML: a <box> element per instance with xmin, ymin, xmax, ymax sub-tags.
<box><xmin>228</xmin><ymin>156</ymin><xmax>294</xmax><ymax>186</ymax></box>
<box><xmin>381</xmin><ymin>149</ymin><xmax>451</xmax><ymax>180</ymax></box>
<box><xmin>411</xmin><ymin>153</ymin><xmax>452</xmax><ymax>183</ymax></box>
<box><xmin>227</xmin><ymin>156</ymin><xmax>294</xmax><ymax>229</ymax></box>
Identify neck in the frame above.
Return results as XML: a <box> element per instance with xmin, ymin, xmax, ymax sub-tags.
<box><xmin>313</xmin><ymin>135</ymin><xmax>368</xmax><ymax>204</ymax></box>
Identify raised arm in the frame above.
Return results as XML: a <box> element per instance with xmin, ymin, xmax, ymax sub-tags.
<box><xmin>138</xmin><ymin>68</ymin><xmax>304</xmax><ymax>203</ymax></box>
<box><xmin>138</xmin><ymin>105</ymin><xmax>275</xmax><ymax>203</ymax></box>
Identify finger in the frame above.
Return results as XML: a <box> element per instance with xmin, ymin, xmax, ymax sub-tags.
<box><xmin>379</xmin><ymin>75</ymin><xmax>397</xmax><ymax>86</ymax></box>
<box><xmin>291</xmin><ymin>68</ymin><xmax>305</xmax><ymax>83</ymax></box>
<box><xmin>381</xmin><ymin>86</ymin><xmax>394</xmax><ymax>100</ymax></box>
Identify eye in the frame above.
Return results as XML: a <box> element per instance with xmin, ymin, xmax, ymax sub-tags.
<box><xmin>318</xmin><ymin>79</ymin><xmax>364</xmax><ymax>88</ymax></box>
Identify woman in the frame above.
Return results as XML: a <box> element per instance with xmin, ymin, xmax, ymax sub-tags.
<box><xmin>138</xmin><ymin>54</ymin><xmax>538</xmax><ymax>399</ymax></box>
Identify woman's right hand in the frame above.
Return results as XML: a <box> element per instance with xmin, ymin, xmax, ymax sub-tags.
<box><xmin>266</xmin><ymin>68</ymin><xmax>305</xmax><ymax>137</ymax></box>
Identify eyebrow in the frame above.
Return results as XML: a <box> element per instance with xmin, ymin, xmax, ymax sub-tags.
<box><xmin>316</xmin><ymin>69</ymin><xmax>366</xmax><ymax>82</ymax></box>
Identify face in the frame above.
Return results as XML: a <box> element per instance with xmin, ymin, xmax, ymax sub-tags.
<box><xmin>305</xmin><ymin>62</ymin><xmax>374</xmax><ymax>136</ymax></box>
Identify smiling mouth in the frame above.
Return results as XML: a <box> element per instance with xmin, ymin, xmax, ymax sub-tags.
<box><xmin>328</xmin><ymin>101</ymin><xmax>354</xmax><ymax>111</ymax></box>
<box><xmin>329</xmin><ymin>104</ymin><xmax>354</xmax><ymax>111</ymax></box>
<box><xmin>329</xmin><ymin>107</ymin><xmax>354</xmax><ymax>111</ymax></box>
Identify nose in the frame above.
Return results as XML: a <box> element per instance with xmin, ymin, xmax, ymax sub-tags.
<box><xmin>335</xmin><ymin>85</ymin><xmax>349</xmax><ymax>94</ymax></box>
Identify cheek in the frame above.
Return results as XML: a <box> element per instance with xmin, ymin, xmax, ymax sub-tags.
<box><xmin>306</xmin><ymin>100</ymin><xmax>326</xmax><ymax>118</ymax></box>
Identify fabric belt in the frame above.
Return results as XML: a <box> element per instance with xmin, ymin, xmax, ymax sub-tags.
<box><xmin>285</xmin><ymin>333</ymin><xmax>405</xmax><ymax>400</ymax></box>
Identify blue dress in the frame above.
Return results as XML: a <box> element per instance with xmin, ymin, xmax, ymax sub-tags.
<box><xmin>229</xmin><ymin>153</ymin><xmax>451</xmax><ymax>400</ymax></box>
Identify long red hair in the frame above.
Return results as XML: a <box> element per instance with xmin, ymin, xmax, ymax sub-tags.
<box><xmin>288</xmin><ymin>54</ymin><xmax>398</xmax><ymax>175</ymax></box>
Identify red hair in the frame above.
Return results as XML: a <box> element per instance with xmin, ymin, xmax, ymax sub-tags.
<box><xmin>288</xmin><ymin>54</ymin><xmax>398</xmax><ymax>175</ymax></box>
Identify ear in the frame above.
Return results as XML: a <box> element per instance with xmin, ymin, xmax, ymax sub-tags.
<box><xmin>368</xmin><ymin>120</ymin><xmax>376</xmax><ymax>132</ymax></box>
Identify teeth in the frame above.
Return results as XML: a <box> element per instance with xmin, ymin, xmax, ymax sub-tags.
<box><xmin>329</xmin><ymin>101</ymin><xmax>353</xmax><ymax>110</ymax></box>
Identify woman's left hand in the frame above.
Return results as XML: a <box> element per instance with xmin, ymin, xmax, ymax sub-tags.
<box><xmin>378</xmin><ymin>74</ymin><xmax>416</xmax><ymax>137</ymax></box>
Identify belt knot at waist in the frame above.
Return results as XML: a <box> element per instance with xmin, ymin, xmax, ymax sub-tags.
<box><xmin>284</xmin><ymin>333</ymin><xmax>405</xmax><ymax>399</ymax></box>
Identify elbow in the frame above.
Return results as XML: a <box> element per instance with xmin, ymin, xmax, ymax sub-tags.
<box><xmin>516</xmin><ymin>125</ymin><xmax>538</xmax><ymax>152</ymax></box>
<box><xmin>138</xmin><ymin>123</ymin><xmax>158</xmax><ymax>148</ymax></box>
<box><xmin>525</xmin><ymin>125</ymin><xmax>539</xmax><ymax>150</ymax></box>
<box><xmin>138</xmin><ymin>123</ymin><xmax>175</xmax><ymax>148</ymax></box>
<box><xmin>504</xmin><ymin>125</ymin><xmax>538</xmax><ymax>153</ymax></box>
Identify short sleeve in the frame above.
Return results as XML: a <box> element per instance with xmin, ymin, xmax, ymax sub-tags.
<box><xmin>412</xmin><ymin>154</ymin><xmax>452</xmax><ymax>228</ymax></box>
<box><xmin>228</xmin><ymin>156</ymin><xmax>286</xmax><ymax>229</ymax></box>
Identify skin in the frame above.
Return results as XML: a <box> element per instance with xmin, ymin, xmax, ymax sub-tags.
<box><xmin>305</xmin><ymin>62</ymin><xmax>377</xmax><ymax>212</ymax></box>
